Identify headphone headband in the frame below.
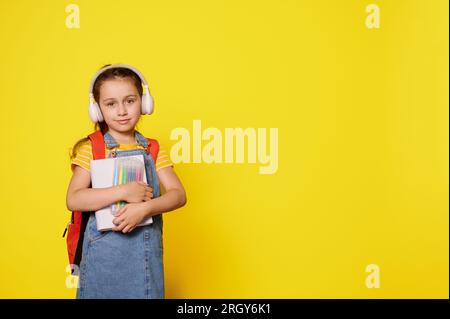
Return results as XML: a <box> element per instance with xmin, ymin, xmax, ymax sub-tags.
<box><xmin>89</xmin><ymin>63</ymin><xmax>149</xmax><ymax>95</ymax></box>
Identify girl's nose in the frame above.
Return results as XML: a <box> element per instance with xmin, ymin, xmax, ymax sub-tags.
<box><xmin>117</xmin><ymin>103</ymin><xmax>128</xmax><ymax>115</ymax></box>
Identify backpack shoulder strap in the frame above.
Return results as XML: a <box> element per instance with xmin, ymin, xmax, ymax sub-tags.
<box><xmin>146</xmin><ymin>138</ymin><xmax>159</xmax><ymax>163</ymax></box>
<box><xmin>88</xmin><ymin>130</ymin><xmax>106</xmax><ymax>160</ymax></box>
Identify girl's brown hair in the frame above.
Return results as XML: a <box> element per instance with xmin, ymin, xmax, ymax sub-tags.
<box><xmin>69</xmin><ymin>64</ymin><xmax>144</xmax><ymax>161</ymax></box>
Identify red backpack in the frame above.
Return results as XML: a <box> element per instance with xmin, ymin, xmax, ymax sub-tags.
<box><xmin>63</xmin><ymin>130</ymin><xmax>159</xmax><ymax>275</ymax></box>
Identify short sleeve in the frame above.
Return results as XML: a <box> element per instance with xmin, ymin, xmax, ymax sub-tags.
<box><xmin>71</xmin><ymin>140</ymin><xmax>93</xmax><ymax>172</ymax></box>
<box><xmin>155</xmin><ymin>144</ymin><xmax>174</xmax><ymax>172</ymax></box>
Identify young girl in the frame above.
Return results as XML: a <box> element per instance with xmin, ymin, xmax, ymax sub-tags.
<box><xmin>66</xmin><ymin>64</ymin><xmax>186</xmax><ymax>299</ymax></box>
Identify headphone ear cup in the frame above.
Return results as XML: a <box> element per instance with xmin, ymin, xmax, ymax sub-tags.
<box><xmin>89</xmin><ymin>101</ymin><xmax>103</xmax><ymax>123</ymax></box>
<box><xmin>95</xmin><ymin>102</ymin><xmax>104</xmax><ymax>122</ymax></box>
<box><xmin>141</xmin><ymin>93</ymin><xmax>154</xmax><ymax>115</ymax></box>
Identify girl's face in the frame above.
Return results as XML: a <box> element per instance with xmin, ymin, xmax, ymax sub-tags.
<box><xmin>98</xmin><ymin>78</ymin><xmax>141</xmax><ymax>134</ymax></box>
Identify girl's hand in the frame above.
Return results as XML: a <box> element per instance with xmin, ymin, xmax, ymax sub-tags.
<box><xmin>119</xmin><ymin>181</ymin><xmax>153</xmax><ymax>203</ymax></box>
<box><xmin>112</xmin><ymin>202</ymin><xmax>149</xmax><ymax>233</ymax></box>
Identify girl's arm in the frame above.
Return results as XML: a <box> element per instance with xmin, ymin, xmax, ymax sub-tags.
<box><xmin>66</xmin><ymin>165</ymin><xmax>124</xmax><ymax>212</ymax></box>
<box><xmin>142</xmin><ymin>166</ymin><xmax>187</xmax><ymax>217</ymax></box>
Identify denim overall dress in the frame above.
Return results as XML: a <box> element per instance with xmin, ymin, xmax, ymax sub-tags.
<box><xmin>76</xmin><ymin>131</ymin><xmax>165</xmax><ymax>299</ymax></box>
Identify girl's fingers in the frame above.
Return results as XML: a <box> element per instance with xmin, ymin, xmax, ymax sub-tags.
<box><xmin>113</xmin><ymin>213</ymin><xmax>127</xmax><ymax>228</ymax></box>
<box><xmin>115</xmin><ymin>220</ymin><xmax>128</xmax><ymax>232</ymax></box>
<box><xmin>145</xmin><ymin>191</ymin><xmax>153</xmax><ymax>195</ymax></box>
<box><xmin>122</xmin><ymin>225</ymin><xmax>132</xmax><ymax>233</ymax></box>
<box><xmin>146</xmin><ymin>191</ymin><xmax>153</xmax><ymax>198</ymax></box>
<box><xmin>113</xmin><ymin>211</ymin><xmax>127</xmax><ymax>225</ymax></box>
<box><xmin>113</xmin><ymin>217</ymin><xmax>124</xmax><ymax>225</ymax></box>
<box><xmin>115</xmin><ymin>205</ymin><xmax>127</xmax><ymax>217</ymax></box>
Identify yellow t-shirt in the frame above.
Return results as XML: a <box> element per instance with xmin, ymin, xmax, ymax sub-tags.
<box><xmin>71</xmin><ymin>140</ymin><xmax>173</xmax><ymax>173</ymax></box>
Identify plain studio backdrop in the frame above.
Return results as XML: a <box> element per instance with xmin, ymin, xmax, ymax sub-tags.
<box><xmin>0</xmin><ymin>0</ymin><xmax>448</xmax><ymax>298</ymax></box>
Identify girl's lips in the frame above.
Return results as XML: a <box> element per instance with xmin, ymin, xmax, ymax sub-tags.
<box><xmin>117</xmin><ymin>119</ymin><xmax>130</xmax><ymax>124</ymax></box>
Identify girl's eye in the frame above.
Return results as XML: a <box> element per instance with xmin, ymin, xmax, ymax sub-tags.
<box><xmin>127</xmin><ymin>99</ymin><xmax>134</xmax><ymax>104</ymax></box>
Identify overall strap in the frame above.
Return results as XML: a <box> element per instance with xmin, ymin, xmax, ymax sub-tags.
<box><xmin>88</xmin><ymin>130</ymin><xmax>106</xmax><ymax>160</ymax></box>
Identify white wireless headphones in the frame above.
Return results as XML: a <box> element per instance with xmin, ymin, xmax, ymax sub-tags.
<box><xmin>88</xmin><ymin>63</ymin><xmax>154</xmax><ymax>123</ymax></box>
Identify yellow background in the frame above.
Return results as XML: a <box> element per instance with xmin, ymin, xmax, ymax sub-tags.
<box><xmin>0</xmin><ymin>0</ymin><xmax>448</xmax><ymax>298</ymax></box>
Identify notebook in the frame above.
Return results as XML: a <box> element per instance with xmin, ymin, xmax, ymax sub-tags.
<box><xmin>90</xmin><ymin>154</ymin><xmax>153</xmax><ymax>231</ymax></box>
